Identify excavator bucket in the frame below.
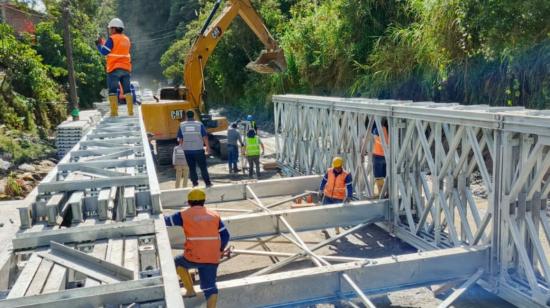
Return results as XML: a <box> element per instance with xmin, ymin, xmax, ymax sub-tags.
<box><xmin>246</xmin><ymin>48</ymin><xmax>287</xmax><ymax>74</ymax></box>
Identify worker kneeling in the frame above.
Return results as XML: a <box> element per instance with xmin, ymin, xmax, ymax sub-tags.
<box><xmin>164</xmin><ymin>189</ymin><xmax>230</xmax><ymax>307</ymax></box>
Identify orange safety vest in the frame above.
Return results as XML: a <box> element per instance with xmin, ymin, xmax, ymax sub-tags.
<box><xmin>181</xmin><ymin>206</ymin><xmax>222</xmax><ymax>264</ymax></box>
<box><xmin>324</xmin><ymin>168</ymin><xmax>349</xmax><ymax>200</ymax></box>
<box><xmin>106</xmin><ymin>34</ymin><xmax>132</xmax><ymax>73</ymax></box>
<box><xmin>373</xmin><ymin>126</ymin><xmax>388</xmax><ymax>157</ymax></box>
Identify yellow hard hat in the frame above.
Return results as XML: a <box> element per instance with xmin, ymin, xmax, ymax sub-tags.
<box><xmin>332</xmin><ymin>156</ymin><xmax>343</xmax><ymax>168</ymax></box>
<box><xmin>188</xmin><ymin>188</ymin><xmax>206</xmax><ymax>201</ymax></box>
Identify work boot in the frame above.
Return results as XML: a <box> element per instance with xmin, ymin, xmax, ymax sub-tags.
<box><xmin>125</xmin><ymin>93</ymin><xmax>134</xmax><ymax>116</ymax></box>
<box><xmin>374</xmin><ymin>178</ymin><xmax>385</xmax><ymax>198</ymax></box>
<box><xmin>206</xmin><ymin>294</ymin><xmax>218</xmax><ymax>308</ymax></box>
<box><xmin>108</xmin><ymin>95</ymin><xmax>118</xmax><ymax>117</ymax></box>
<box><xmin>176</xmin><ymin>267</ymin><xmax>196</xmax><ymax>297</ymax></box>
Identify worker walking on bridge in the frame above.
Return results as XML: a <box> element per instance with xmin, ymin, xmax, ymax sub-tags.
<box><xmin>178</xmin><ymin>110</ymin><xmax>213</xmax><ymax>188</ymax></box>
<box><xmin>319</xmin><ymin>157</ymin><xmax>353</xmax><ymax>204</ymax></box>
<box><xmin>96</xmin><ymin>18</ymin><xmax>134</xmax><ymax>116</ymax></box>
<box><xmin>164</xmin><ymin>189</ymin><xmax>230</xmax><ymax>308</ymax></box>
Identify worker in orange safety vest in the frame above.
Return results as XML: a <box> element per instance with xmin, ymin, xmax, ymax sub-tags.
<box><xmin>319</xmin><ymin>156</ymin><xmax>353</xmax><ymax>204</ymax></box>
<box><xmin>164</xmin><ymin>189</ymin><xmax>230</xmax><ymax>308</ymax></box>
<box><xmin>372</xmin><ymin>119</ymin><xmax>389</xmax><ymax>197</ymax></box>
<box><xmin>96</xmin><ymin>18</ymin><xmax>134</xmax><ymax>116</ymax></box>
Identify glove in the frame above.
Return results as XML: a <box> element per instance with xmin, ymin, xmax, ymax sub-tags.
<box><xmin>95</xmin><ymin>37</ymin><xmax>104</xmax><ymax>46</ymax></box>
<box><xmin>343</xmin><ymin>197</ymin><xmax>351</xmax><ymax>204</ymax></box>
<box><xmin>318</xmin><ymin>191</ymin><xmax>324</xmax><ymax>200</ymax></box>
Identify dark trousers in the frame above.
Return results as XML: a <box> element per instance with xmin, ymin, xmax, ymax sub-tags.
<box><xmin>247</xmin><ymin>155</ymin><xmax>260</xmax><ymax>177</ymax></box>
<box><xmin>107</xmin><ymin>69</ymin><xmax>131</xmax><ymax>95</ymax></box>
<box><xmin>175</xmin><ymin>255</ymin><xmax>218</xmax><ymax>299</ymax></box>
<box><xmin>227</xmin><ymin>144</ymin><xmax>239</xmax><ymax>171</ymax></box>
<box><xmin>185</xmin><ymin>150</ymin><xmax>211</xmax><ymax>186</ymax></box>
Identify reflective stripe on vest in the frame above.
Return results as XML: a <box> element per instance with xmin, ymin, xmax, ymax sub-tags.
<box><xmin>181</xmin><ymin>207</ymin><xmax>221</xmax><ymax>264</ymax></box>
<box><xmin>373</xmin><ymin>127</ymin><xmax>388</xmax><ymax>157</ymax></box>
<box><xmin>246</xmin><ymin>136</ymin><xmax>260</xmax><ymax>156</ymax></box>
<box><xmin>180</xmin><ymin>121</ymin><xmax>204</xmax><ymax>151</ymax></box>
<box><xmin>106</xmin><ymin>34</ymin><xmax>132</xmax><ymax>73</ymax></box>
<box><xmin>324</xmin><ymin>168</ymin><xmax>349</xmax><ymax>200</ymax></box>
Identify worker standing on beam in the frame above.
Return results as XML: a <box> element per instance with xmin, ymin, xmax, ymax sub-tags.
<box><xmin>319</xmin><ymin>156</ymin><xmax>353</xmax><ymax>204</ymax></box>
<box><xmin>164</xmin><ymin>189</ymin><xmax>230</xmax><ymax>308</ymax></box>
<box><xmin>96</xmin><ymin>18</ymin><xmax>134</xmax><ymax>117</ymax></box>
<box><xmin>178</xmin><ymin>110</ymin><xmax>213</xmax><ymax>188</ymax></box>
<box><xmin>372</xmin><ymin>119</ymin><xmax>388</xmax><ymax>197</ymax></box>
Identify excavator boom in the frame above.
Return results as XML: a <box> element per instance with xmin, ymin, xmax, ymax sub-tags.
<box><xmin>184</xmin><ymin>0</ymin><xmax>287</xmax><ymax>111</ymax></box>
<box><xmin>142</xmin><ymin>0</ymin><xmax>285</xmax><ymax>164</ymax></box>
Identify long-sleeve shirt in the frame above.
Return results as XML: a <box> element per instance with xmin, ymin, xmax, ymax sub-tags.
<box><xmin>164</xmin><ymin>211</ymin><xmax>230</xmax><ymax>252</ymax></box>
<box><xmin>319</xmin><ymin>169</ymin><xmax>353</xmax><ymax>199</ymax></box>
<box><xmin>97</xmin><ymin>37</ymin><xmax>113</xmax><ymax>56</ymax></box>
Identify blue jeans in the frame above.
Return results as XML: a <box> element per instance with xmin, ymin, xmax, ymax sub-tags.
<box><xmin>175</xmin><ymin>255</ymin><xmax>218</xmax><ymax>299</ymax></box>
<box><xmin>185</xmin><ymin>150</ymin><xmax>212</xmax><ymax>186</ymax></box>
<box><xmin>227</xmin><ymin>144</ymin><xmax>239</xmax><ymax>171</ymax></box>
<box><xmin>107</xmin><ymin>69</ymin><xmax>131</xmax><ymax>95</ymax></box>
<box><xmin>323</xmin><ymin>196</ymin><xmax>343</xmax><ymax>205</ymax></box>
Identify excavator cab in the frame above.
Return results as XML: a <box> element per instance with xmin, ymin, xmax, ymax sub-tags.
<box><xmin>247</xmin><ymin>48</ymin><xmax>287</xmax><ymax>74</ymax></box>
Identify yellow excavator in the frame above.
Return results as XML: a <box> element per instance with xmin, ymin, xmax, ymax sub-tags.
<box><xmin>141</xmin><ymin>0</ymin><xmax>286</xmax><ymax>164</ymax></box>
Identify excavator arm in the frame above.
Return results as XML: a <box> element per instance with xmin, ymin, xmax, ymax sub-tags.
<box><xmin>183</xmin><ymin>0</ymin><xmax>286</xmax><ymax>112</ymax></box>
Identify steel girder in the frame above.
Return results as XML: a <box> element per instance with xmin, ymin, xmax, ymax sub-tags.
<box><xmin>184</xmin><ymin>246</ymin><xmax>489</xmax><ymax>307</ymax></box>
<box><xmin>273</xmin><ymin>94</ymin><xmax>550</xmax><ymax>307</ymax></box>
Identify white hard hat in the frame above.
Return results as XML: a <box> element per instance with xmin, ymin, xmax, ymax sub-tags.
<box><xmin>108</xmin><ymin>18</ymin><xmax>124</xmax><ymax>29</ymax></box>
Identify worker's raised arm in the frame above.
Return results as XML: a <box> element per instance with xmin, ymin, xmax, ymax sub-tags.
<box><xmin>319</xmin><ymin>172</ymin><xmax>329</xmax><ymax>192</ymax></box>
<box><xmin>96</xmin><ymin>37</ymin><xmax>113</xmax><ymax>56</ymax></box>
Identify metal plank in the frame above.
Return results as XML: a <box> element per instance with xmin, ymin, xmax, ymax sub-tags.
<box><xmin>124</xmin><ymin>237</ymin><xmax>139</xmax><ymax>279</ymax></box>
<box><xmin>45</xmin><ymin>239</ymin><xmax>134</xmax><ymax>282</ymax></box>
<box><xmin>41</xmin><ymin>264</ymin><xmax>67</xmax><ymax>294</ymax></box>
<box><xmin>13</xmin><ymin>219</ymin><xmax>155</xmax><ymax>250</ymax></box>
<box><xmin>25</xmin><ymin>259</ymin><xmax>54</xmax><ymax>296</ymax></box>
<box><xmin>106</xmin><ymin>238</ymin><xmax>124</xmax><ymax>267</ymax></box>
<box><xmin>6</xmin><ymin>253</ymin><xmax>42</xmax><ymax>299</ymax></box>
<box><xmin>0</xmin><ymin>277</ymin><xmax>164</xmax><ymax>308</ymax></box>
<box><xmin>185</xmin><ymin>246</ymin><xmax>489</xmax><ymax>307</ymax></box>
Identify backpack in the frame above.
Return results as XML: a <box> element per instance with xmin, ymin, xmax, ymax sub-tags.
<box><xmin>173</xmin><ymin>146</ymin><xmax>188</xmax><ymax>166</ymax></box>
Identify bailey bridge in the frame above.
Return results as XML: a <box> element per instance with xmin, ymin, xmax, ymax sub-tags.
<box><xmin>0</xmin><ymin>95</ymin><xmax>548</xmax><ymax>307</ymax></box>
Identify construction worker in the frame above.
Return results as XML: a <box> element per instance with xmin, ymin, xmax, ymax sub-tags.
<box><xmin>246</xmin><ymin>114</ymin><xmax>257</xmax><ymax>132</ymax></box>
<box><xmin>177</xmin><ymin>110</ymin><xmax>213</xmax><ymax>188</ymax></box>
<box><xmin>173</xmin><ymin>144</ymin><xmax>189</xmax><ymax>188</ymax></box>
<box><xmin>372</xmin><ymin>119</ymin><xmax>388</xmax><ymax>197</ymax></box>
<box><xmin>227</xmin><ymin>122</ymin><xmax>243</xmax><ymax>173</ymax></box>
<box><xmin>164</xmin><ymin>189</ymin><xmax>230</xmax><ymax>308</ymax></box>
<box><xmin>243</xmin><ymin>129</ymin><xmax>265</xmax><ymax>178</ymax></box>
<box><xmin>319</xmin><ymin>156</ymin><xmax>353</xmax><ymax>204</ymax></box>
<box><xmin>96</xmin><ymin>18</ymin><xmax>133</xmax><ymax>117</ymax></box>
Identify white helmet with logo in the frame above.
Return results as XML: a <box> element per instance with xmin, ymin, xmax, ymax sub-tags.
<box><xmin>108</xmin><ymin>18</ymin><xmax>124</xmax><ymax>29</ymax></box>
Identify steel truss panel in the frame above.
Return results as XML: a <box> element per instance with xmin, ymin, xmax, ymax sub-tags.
<box><xmin>168</xmin><ymin>200</ymin><xmax>388</xmax><ymax>249</ymax></box>
<box><xmin>273</xmin><ymin>94</ymin><xmax>550</xmax><ymax>307</ymax></box>
<box><xmin>185</xmin><ymin>246</ymin><xmax>489</xmax><ymax>307</ymax></box>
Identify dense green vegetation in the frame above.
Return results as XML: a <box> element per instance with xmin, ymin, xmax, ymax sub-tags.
<box><xmin>0</xmin><ymin>0</ymin><xmax>111</xmax><ymax>165</ymax></box>
<box><xmin>157</xmin><ymin>0</ymin><xmax>549</xmax><ymax>118</ymax></box>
